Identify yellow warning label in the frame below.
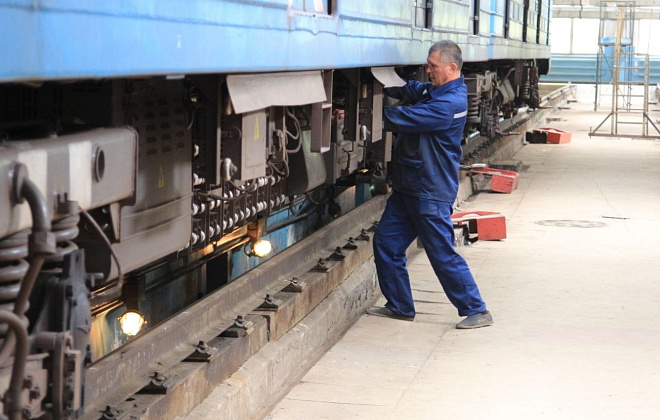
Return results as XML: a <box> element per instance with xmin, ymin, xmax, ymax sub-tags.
<box><xmin>254</xmin><ymin>118</ymin><xmax>260</xmax><ymax>141</ymax></box>
<box><xmin>158</xmin><ymin>165</ymin><xmax>165</xmax><ymax>188</ymax></box>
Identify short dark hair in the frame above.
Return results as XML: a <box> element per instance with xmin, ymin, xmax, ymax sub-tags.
<box><xmin>428</xmin><ymin>40</ymin><xmax>463</xmax><ymax>70</ymax></box>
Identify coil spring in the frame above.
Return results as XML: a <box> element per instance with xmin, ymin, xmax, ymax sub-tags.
<box><xmin>521</xmin><ymin>80</ymin><xmax>531</xmax><ymax>100</ymax></box>
<box><xmin>44</xmin><ymin>214</ymin><xmax>80</xmax><ymax>266</ymax></box>
<box><xmin>467</xmin><ymin>96</ymin><xmax>480</xmax><ymax>123</ymax></box>
<box><xmin>0</xmin><ymin>231</ymin><xmax>29</xmax><ymax>337</ymax></box>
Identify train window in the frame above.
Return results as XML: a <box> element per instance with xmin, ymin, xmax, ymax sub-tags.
<box><xmin>295</xmin><ymin>0</ymin><xmax>332</xmax><ymax>14</ymax></box>
<box><xmin>414</xmin><ymin>0</ymin><xmax>432</xmax><ymax>29</ymax></box>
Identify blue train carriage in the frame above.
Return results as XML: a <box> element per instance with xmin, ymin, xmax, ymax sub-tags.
<box><xmin>0</xmin><ymin>1</ymin><xmax>551</xmax><ymax>418</ymax></box>
<box><xmin>463</xmin><ymin>0</ymin><xmax>552</xmax><ymax>137</ymax></box>
<box><xmin>0</xmin><ymin>0</ymin><xmax>550</xmax><ymax>77</ymax></box>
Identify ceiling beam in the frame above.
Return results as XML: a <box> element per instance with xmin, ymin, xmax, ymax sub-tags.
<box><xmin>553</xmin><ymin>8</ymin><xmax>660</xmax><ymax>19</ymax></box>
<box><xmin>553</xmin><ymin>0</ymin><xmax>660</xmax><ymax>5</ymax></box>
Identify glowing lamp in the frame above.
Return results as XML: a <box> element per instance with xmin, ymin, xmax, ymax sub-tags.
<box><xmin>119</xmin><ymin>310</ymin><xmax>146</xmax><ymax>336</ymax></box>
<box><xmin>252</xmin><ymin>239</ymin><xmax>273</xmax><ymax>258</ymax></box>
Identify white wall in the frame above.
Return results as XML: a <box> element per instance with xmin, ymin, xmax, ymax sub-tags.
<box><xmin>635</xmin><ymin>20</ymin><xmax>660</xmax><ymax>56</ymax></box>
<box><xmin>551</xmin><ymin>18</ymin><xmax>600</xmax><ymax>54</ymax></box>
<box><xmin>550</xmin><ymin>18</ymin><xmax>572</xmax><ymax>54</ymax></box>
<box><xmin>551</xmin><ymin>18</ymin><xmax>660</xmax><ymax>56</ymax></box>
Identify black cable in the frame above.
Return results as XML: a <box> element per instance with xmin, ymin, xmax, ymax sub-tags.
<box><xmin>81</xmin><ymin>208</ymin><xmax>125</xmax><ymax>305</ymax></box>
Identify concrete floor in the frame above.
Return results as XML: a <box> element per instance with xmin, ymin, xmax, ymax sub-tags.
<box><xmin>265</xmin><ymin>85</ymin><xmax>660</xmax><ymax>420</ymax></box>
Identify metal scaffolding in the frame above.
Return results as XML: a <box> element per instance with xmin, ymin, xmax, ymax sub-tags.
<box><xmin>590</xmin><ymin>1</ymin><xmax>660</xmax><ymax>139</ymax></box>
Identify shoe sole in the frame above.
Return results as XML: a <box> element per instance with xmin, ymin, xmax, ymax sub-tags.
<box><xmin>366</xmin><ymin>309</ymin><xmax>414</xmax><ymax>322</ymax></box>
<box><xmin>455</xmin><ymin>320</ymin><xmax>494</xmax><ymax>329</ymax></box>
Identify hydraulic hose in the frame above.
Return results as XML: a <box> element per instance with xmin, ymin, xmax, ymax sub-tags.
<box><xmin>13</xmin><ymin>177</ymin><xmax>52</xmax><ymax>317</ymax></box>
<box><xmin>0</xmin><ymin>310</ymin><xmax>28</xmax><ymax>420</ymax></box>
<box><xmin>0</xmin><ymin>164</ymin><xmax>54</xmax><ymax>418</ymax></box>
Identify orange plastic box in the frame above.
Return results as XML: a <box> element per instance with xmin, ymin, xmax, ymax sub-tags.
<box><xmin>538</xmin><ymin>127</ymin><xmax>572</xmax><ymax>144</ymax></box>
<box><xmin>451</xmin><ymin>211</ymin><xmax>506</xmax><ymax>241</ymax></box>
<box><xmin>469</xmin><ymin>167</ymin><xmax>519</xmax><ymax>194</ymax></box>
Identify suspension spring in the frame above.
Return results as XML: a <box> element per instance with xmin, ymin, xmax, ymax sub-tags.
<box><xmin>521</xmin><ymin>80</ymin><xmax>531</xmax><ymax>101</ymax></box>
<box><xmin>0</xmin><ymin>231</ymin><xmax>29</xmax><ymax>337</ymax></box>
<box><xmin>467</xmin><ymin>95</ymin><xmax>480</xmax><ymax>124</ymax></box>
<box><xmin>44</xmin><ymin>214</ymin><xmax>80</xmax><ymax>267</ymax></box>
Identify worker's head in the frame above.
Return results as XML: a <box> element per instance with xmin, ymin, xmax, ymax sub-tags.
<box><xmin>427</xmin><ymin>40</ymin><xmax>462</xmax><ymax>87</ymax></box>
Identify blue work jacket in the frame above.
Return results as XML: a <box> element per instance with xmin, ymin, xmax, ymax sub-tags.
<box><xmin>384</xmin><ymin>76</ymin><xmax>468</xmax><ymax>202</ymax></box>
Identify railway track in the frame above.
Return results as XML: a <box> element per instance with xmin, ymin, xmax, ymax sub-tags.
<box><xmin>82</xmin><ymin>196</ymin><xmax>388</xmax><ymax>420</ymax></box>
<box><xmin>456</xmin><ymin>83</ymin><xmax>577</xmax><ymax>202</ymax></box>
<box><xmin>81</xmin><ymin>84</ymin><xmax>576</xmax><ymax>420</ymax></box>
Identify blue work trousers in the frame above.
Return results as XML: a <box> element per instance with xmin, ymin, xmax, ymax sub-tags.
<box><xmin>373</xmin><ymin>192</ymin><xmax>487</xmax><ymax>318</ymax></box>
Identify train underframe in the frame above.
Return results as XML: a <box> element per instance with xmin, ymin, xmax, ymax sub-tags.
<box><xmin>0</xmin><ymin>57</ymin><xmax>546</xmax><ymax>419</ymax></box>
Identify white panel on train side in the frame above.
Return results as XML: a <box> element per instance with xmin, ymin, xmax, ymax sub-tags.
<box><xmin>371</xmin><ymin>67</ymin><xmax>406</xmax><ymax>88</ymax></box>
<box><xmin>227</xmin><ymin>71</ymin><xmax>326</xmax><ymax>114</ymax></box>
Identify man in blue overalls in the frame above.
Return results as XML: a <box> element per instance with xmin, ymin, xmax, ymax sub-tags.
<box><xmin>367</xmin><ymin>40</ymin><xmax>493</xmax><ymax>329</ymax></box>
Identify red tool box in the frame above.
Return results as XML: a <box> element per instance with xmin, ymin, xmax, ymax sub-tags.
<box><xmin>527</xmin><ymin>127</ymin><xmax>572</xmax><ymax>144</ymax></box>
<box><xmin>538</xmin><ymin>127</ymin><xmax>571</xmax><ymax>144</ymax></box>
<box><xmin>451</xmin><ymin>211</ymin><xmax>507</xmax><ymax>241</ymax></box>
<box><xmin>469</xmin><ymin>167</ymin><xmax>519</xmax><ymax>194</ymax></box>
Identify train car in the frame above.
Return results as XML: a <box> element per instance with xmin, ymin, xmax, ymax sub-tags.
<box><xmin>0</xmin><ymin>0</ymin><xmax>551</xmax><ymax>418</ymax></box>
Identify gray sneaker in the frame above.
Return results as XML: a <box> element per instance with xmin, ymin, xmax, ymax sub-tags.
<box><xmin>456</xmin><ymin>311</ymin><xmax>493</xmax><ymax>329</ymax></box>
<box><xmin>366</xmin><ymin>306</ymin><xmax>414</xmax><ymax>321</ymax></box>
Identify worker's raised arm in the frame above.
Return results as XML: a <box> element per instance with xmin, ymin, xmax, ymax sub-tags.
<box><xmin>384</xmin><ymin>100</ymin><xmax>455</xmax><ymax>134</ymax></box>
<box><xmin>384</xmin><ymin>80</ymin><xmax>430</xmax><ymax>104</ymax></box>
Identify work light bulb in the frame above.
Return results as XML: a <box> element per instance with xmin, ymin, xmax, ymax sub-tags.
<box><xmin>119</xmin><ymin>310</ymin><xmax>146</xmax><ymax>336</ymax></box>
<box><xmin>252</xmin><ymin>239</ymin><xmax>273</xmax><ymax>258</ymax></box>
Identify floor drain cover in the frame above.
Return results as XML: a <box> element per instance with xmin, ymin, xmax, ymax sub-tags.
<box><xmin>535</xmin><ymin>220</ymin><xmax>607</xmax><ymax>228</ymax></box>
